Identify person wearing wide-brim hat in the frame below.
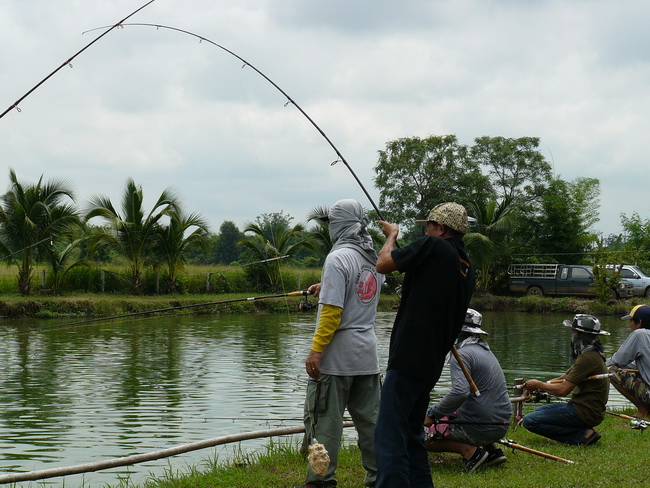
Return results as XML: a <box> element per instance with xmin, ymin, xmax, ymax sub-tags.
<box><xmin>423</xmin><ymin>309</ymin><xmax>511</xmax><ymax>474</ymax></box>
<box><xmin>606</xmin><ymin>304</ymin><xmax>650</xmax><ymax>419</ymax></box>
<box><xmin>522</xmin><ymin>314</ymin><xmax>609</xmax><ymax>446</ymax></box>
<box><xmin>373</xmin><ymin>202</ymin><xmax>475</xmax><ymax>487</ymax></box>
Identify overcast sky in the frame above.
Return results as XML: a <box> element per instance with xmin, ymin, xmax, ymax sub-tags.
<box><xmin>1</xmin><ymin>0</ymin><xmax>648</xmax><ymax>238</ymax></box>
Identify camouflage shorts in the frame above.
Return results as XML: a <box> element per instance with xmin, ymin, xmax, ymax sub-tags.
<box><xmin>423</xmin><ymin>416</ymin><xmax>482</xmax><ymax>447</ymax></box>
<box><xmin>608</xmin><ymin>366</ymin><xmax>650</xmax><ymax>408</ymax></box>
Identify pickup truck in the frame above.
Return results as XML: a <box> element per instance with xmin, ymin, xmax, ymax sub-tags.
<box><xmin>603</xmin><ymin>264</ymin><xmax>650</xmax><ymax>297</ymax></box>
<box><xmin>508</xmin><ymin>264</ymin><xmax>634</xmax><ymax>299</ymax></box>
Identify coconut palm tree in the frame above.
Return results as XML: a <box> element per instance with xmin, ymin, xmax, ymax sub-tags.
<box><xmin>306</xmin><ymin>205</ymin><xmax>332</xmax><ymax>256</ymax></box>
<box><xmin>156</xmin><ymin>207</ymin><xmax>209</xmax><ymax>293</ymax></box>
<box><xmin>0</xmin><ymin>169</ymin><xmax>79</xmax><ymax>295</ymax></box>
<box><xmin>238</xmin><ymin>214</ymin><xmax>315</xmax><ymax>292</ymax></box>
<box><xmin>85</xmin><ymin>178</ymin><xmax>178</xmax><ymax>294</ymax></box>
<box><xmin>464</xmin><ymin>196</ymin><xmax>514</xmax><ymax>292</ymax></box>
<box><xmin>45</xmin><ymin>237</ymin><xmax>89</xmax><ymax>295</ymax></box>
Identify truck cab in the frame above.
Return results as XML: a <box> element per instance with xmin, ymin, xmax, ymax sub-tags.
<box><xmin>508</xmin><ymin>263</ymin><xmax>634</xmax><ymax>298</ymax></box>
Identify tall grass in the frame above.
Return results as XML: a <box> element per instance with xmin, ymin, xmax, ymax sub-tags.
<box><xmin>0</xmin><ymin>264</ymin><xmax>323</xmax><ymax>296</ymax></box>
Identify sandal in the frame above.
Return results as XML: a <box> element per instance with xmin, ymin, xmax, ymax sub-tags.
<box><xmin>581</xmin><ymin>430</ymin><xmax>601</xmax><ymax>446</ymax></box>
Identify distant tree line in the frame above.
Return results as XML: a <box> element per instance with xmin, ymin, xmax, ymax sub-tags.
<box><xmin>1</xmin><ymin>134</ymin><xmax>647</xmax><ymax>296</ymax></box>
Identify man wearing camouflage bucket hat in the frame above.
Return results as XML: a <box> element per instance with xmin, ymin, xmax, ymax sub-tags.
<box><xmin>522</xmin><ymin>314</ymin><xmax>609</xmax><ymax>446</ymax></box>
<box><xmin>373</xmin><ymin>202</ymin><xmax>475</xmax><ymax>487</ymax></box>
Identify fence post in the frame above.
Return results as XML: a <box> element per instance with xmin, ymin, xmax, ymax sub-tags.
<box><xmin>156</xmin><ymin>271</ymin><xmax>160</xmax><ymax>294</ymax></box>
<box><xmin>41</xmin><ymin>269</ymin><xmax>46</xmax><ymax>288</ymax></box>
<box><xmin>297</xmin><ymin>273</ymin><xmax>301</xmax><ymax>290</ymax></box>
<box><xmin>101</xmin><ymin>270</ymin><xmax>105</xmax><ymax>293</ymax></box>
<box><xmin>206</xmin><ymin>273</ymin><xmax>211</xmax><ymax>293</ymax></box>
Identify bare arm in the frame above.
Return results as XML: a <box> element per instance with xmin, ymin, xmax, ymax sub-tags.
<box><xmin>376</xmin><ymin>220</ymin><xmax>399</xmax><ymax>274</ymax></box>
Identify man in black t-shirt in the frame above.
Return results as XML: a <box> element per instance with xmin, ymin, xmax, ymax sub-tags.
<box><xmin>374</xmin><ymin>202</ymin><xmax>475</xmax><ymax>488</ymax></box>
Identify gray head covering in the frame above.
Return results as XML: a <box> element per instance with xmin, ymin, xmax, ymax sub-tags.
<box><xmin>328</xmin><ymin>199</ymin><xmax>377</xmax><ymax>265</ymax></box>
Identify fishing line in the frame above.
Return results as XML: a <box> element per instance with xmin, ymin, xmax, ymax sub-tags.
<box><xmin>9</xmin><ymin>290</ymin><xmax>314</xmax><ymax>335</ymax></box>
<box><xmin>0</xmin><ymin>235</ymin><xmax>53</xmax><ymax>261</ymax></box>
<box><xmin>0</xmin><ymin>1</ymin><xmax>157</xmax><ymax>119</ymax></box>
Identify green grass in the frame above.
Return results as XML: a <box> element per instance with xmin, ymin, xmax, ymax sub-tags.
<box><xmin>125</xmin><ymin>411</ymin><xmax>648</xmax><ymax>488</ymax></box>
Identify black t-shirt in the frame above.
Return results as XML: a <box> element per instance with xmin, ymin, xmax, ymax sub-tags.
<box><xmin>388</xmin><ymin>235</ymin><xmax>474</xmax><ymax>383</ymax></box>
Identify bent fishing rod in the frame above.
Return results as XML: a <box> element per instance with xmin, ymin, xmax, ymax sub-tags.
<box><xmin>1</xmin><ymin>0</ymin><xmax>157</xmax><ymax>119</ymax></box>
<box><xmin>18</xmin><ymin>289</ymin><xmax>314</xmax><ymax>335</ymax></box>
<box><xmin>83</xmin><ymin>22</ymin><xmax>383</xmax><ymax>221</ymax></box>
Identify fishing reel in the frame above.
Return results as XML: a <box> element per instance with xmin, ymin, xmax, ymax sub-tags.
<box><xmin>298</xmin><ymin>293</ymin><xmax>316</xmax><ymax>313</ymax></box>
<box><xmin>630</xmin><ymin>419</ymin><xmax>649</xmax><ymax>431</ymax></box>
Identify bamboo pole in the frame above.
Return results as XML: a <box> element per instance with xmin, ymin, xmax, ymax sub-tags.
<box><xmin>0</xmin><ymin>422</ymin><xmax>354</xmax><ymax>484</ymax></box>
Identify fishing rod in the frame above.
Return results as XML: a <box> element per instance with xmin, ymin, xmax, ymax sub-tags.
<box><xmin>1</xmin><ymin>1</ymin><xmax>157</xmax><ymax>119</ymax></box>
<box><xmin>606</xmin><ymin>411</ymin><xmax>649</xmax><ymax>431</ymax></box>
<box><xmin>547</xmin><ymin>373</ymin><xmax>612</xmax><ymax>383</ymax></box>
<box><xmin>83</xmin><ymin>22</ymin><xmax>384</xmax><ymax>221</ymax></box>
<box><xmin>451</xmin><ymin>346</ymin><xmax>481</xmax><ymax>396</ymax></box>
<box><xmin>428</xmin><ymin>418</ymin><xmax>510</xmax><ymax>426</ymax></box>
<box><xmin>497</xmin><ymin>438</ymin><xmax>574</xmax><ymax>464</ymax></box>
<box><xmin>18</xmin><ymin>289</ymin><xmax>314</xmax><ymax>334</ymax></box>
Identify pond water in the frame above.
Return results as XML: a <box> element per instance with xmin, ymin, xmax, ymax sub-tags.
<box><xmin>0</xmin><ymin>309</ymin><xmax>635</xmax><ymax>487</ymax></box>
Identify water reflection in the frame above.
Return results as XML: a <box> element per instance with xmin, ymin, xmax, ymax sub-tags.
<box><xmin>0</xmin><ymin>310</ymin><xmax>634</xmax><ymax>486</ymax></box>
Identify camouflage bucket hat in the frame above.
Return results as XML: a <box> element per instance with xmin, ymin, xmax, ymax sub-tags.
<box><xmin>461</xmin><ymin>308</ymin><xmax>489</xmax><ymax>335</ymax></box>
<box><xmin>563</xmin><ymin>314</ymin><xmax>610</xmax><ymax>336</ymax></box>
<box><xmin>415</xmin><ymin>202</ymin><xmax>468</xmax><ymax>234</ymax></box>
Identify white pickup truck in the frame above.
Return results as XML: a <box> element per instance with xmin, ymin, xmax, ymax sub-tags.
<box><xmin>608</xmin><ymin>265</ymin><xmax>650</xmax><ymax>297</ymax></box>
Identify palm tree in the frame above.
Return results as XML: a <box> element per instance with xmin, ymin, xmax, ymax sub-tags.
<box><xmin>464</xmin><ymin>196</ymin><xmax>514</xmax><ymax>292</ymax></box>
<box><xmin>0</xmin><ymin>169</ymin><xmax>79</xmax><ymax>295</ymax></box>
<box><xmin>85</xmin><ymin>178</ymin><xmax>178</xmax><ymax>294</ymax></box>
<box><xmin>306</xmin><ymin>205</ymin><xmax>332</xmax><ymax>256</ymax></box>
<box><xmin>156</xmin><ymin>207</ymin><xmax>209</xmax><ymax>293</ymax></box>
<box><xmin>238</xmin><ymin>216</ymin><xmax>315</xmax><ymax>292</ymax></box>
<box><xmin>45</xmin><ymin>237</ymin><xmax>89</xmax><ymax>295</ymax></box>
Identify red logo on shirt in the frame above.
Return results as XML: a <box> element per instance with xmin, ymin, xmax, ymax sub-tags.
<box><xmin>357</xmin><ymin>269</ymin><xmax>378</xmax><ymax>303</ymax></box>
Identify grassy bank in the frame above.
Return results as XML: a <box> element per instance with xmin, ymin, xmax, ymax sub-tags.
<box><xmin>0</xmin><ymin>292</ymin><xmax>643</xmax><ymax>320</ymax></box>
<box><xmin>120</xmin><ymin>411</ymin><xmax>647</xmax><ymax>488</ymax></box>
<box><xmin>0</xmin><ymin>293</ymin><xmax>401</xmax><ymax>319</ymax></box>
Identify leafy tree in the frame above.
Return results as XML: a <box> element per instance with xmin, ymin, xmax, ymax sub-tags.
<box><xmin>213</xmin><ymin>221</ymin><xmax>244</xmax><ymax>264</ymax></box>
<box><xmin>472</xmin><ymin>136</ymin><xmax>552</xmax><ymax>207</ymax></box>
<box><xmin>517</xmin><ymin>177</ymin><xmax>600</xmax><ymax>263</ymax></box>
<box><xmin>373</xmin><ymin>135</ymin><xmax>491</xmax><ymax>239</ymax></box>
<box><xmin>156</xmin><ymin>207</ymin><xmax>209</xmax><ymax>293</ymax></box>
<box><xmin>85</xmin><ymin>178</ymin><xmax>178</xmax><ymax>294</ymax></box>
<box><xmin>238</xmin><ymin>212</ymin><xmax>315</xmax><ymax>292</ymax></box>
<box><xmin>0</xmin><ymin>169</ymin><xmax>80</xmax><ymax>295</ymax></box>
<box><xmin>620</xmin><ymin>212</ymin><xmax>650</xmax><ymax>251</ymax></box>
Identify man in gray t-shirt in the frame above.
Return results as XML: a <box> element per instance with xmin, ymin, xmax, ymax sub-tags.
<box><xmin>298</xmin><ymin>199</ymin><xmax>384</xmax><ymax>488</ymax></box>
<box><xmin>424</xmin><ymin>309</ymin><xmax>511</xmax><ymax>473</ymax></box>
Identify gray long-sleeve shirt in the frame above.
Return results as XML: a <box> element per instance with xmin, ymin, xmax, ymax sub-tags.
<box><xmin>606</xmin><ymin>328</ymin><xmax>650</xmax><ymax>384</ymax></box>
<box><xmin>429</xmin><ymin>341</ymin><xmax>511</xmax><ymax>444</ymax></box>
